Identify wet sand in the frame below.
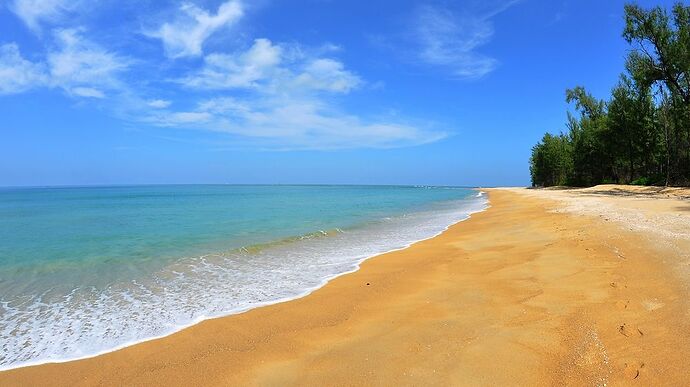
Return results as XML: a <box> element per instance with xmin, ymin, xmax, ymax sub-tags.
<box><xmin>2</xmin><ymin>186</ymin><xmax>690</xmax><ymax>385</ymax></box>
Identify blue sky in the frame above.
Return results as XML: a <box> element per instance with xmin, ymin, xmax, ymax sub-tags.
<box><xmin>0</xmin><ymin>0</ymin><xmax>677</xmax><ymax>187</ymax></box>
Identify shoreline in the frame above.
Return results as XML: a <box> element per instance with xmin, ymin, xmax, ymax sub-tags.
<box><xmin>0</xmin><ymin>192</ymin><xmax>489</xmax><ymax>372</ymax></box>
<box><xmin>2</xmin><ymin>187</ymin><xmax>689</xmax><ymax>384</ymax></box>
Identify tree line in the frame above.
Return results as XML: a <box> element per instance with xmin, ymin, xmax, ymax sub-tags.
<box><xmin>530</xmin><ymin>2</ymin><xmax>690</xmax><ymax>187</ymax></box>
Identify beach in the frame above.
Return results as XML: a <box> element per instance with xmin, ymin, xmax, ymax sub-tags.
<box><xmin>2</xmin><ymin>186</ymin><xmax>690</xmax><ymax>385</ymax></box>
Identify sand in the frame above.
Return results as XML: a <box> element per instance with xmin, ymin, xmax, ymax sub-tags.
<box><xmin>2</xmin><ymin>186</ymin><xmax>690</xmax><ymax>385</ymax></box>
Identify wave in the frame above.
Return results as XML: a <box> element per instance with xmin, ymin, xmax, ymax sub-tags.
<box><xmin>0</xmin><ymin>195</ymin><xmax>488</xmax><ymax>371</ymax></box>
<box><xmin>228</xmin><ymin>228</ymin><xmax>344</xmax><ymax>255</ymax></box>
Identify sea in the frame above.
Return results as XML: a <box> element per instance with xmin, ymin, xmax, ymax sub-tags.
<box><xmin>0</xmin><ymin>185</ymin><xmax>487</xmax><ymax>370</ymax></box>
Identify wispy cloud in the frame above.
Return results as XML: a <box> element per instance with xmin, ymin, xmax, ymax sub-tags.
<box><xmin>178</xmin><ymin>38</ymin><xmax>361</xmax><ymax>93</ymax></box>
<box><xmin>48</xmin><ymin>29</ymin><xmax>130</xmax><ymax>95</ymax></box>
<box><xmin>8</xmin><ymin>0</ymin><xmax>75</xmax><ymax>33</ymax></box>
<box><xmin>0</xmin><ymin>43</ymin><xmax>48</xmax><ymax>94</ymax></box>
<box><xmin>1</xmin><ymin>0</ymin><xmax>446</xmax><ymax>150</ymax></box>
<box><xmin>70</xmin><ymin>86</ymin><xmax>105</xmax><ymax>98</ymax></box>
<box><xmin>0</xmin><ymin>29</ymin><xmax>130</xmax><ymax>98</ymax></box>
<box><xmin>294</xmin><ymin>58</ymin><xmax>362</xmax><ymax>93</ymax></box>
<box><xmin>147</xmin><ymin>0</ymin><xmax>244</xmax><ymax>59</ymax></box>
<box><xmin>150</xmin><ymin>37</ymin><xmax>432</xmax><ymax>149</ymax></box>
<box><xmin>146</xmin><ymin>95</ymin><xmax>444</xmax><ymax>150</ymax></box>
<box><xmin>414</xmin><ymin>5</ymin><xmax>496</xmax><ymax>79</ymax></box>
<box><xmin>400</xmin><ymin>1</ymin><xmax>520</xmax><ymax>79</ymax></box>
<box><xmin>179</xmin><ymin>38</ymin><xmax>283</xmax><ymax>89</ymax></box>
<box><xmin>147</xmin><ymin>99</ymin><xmax>171</xmax><ymax>109</ymax></box>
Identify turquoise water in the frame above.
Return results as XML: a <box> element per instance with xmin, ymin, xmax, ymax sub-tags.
<box><xmin>0</xmin><ymin>185</ymin><xmax>486</xmax><ymax>369</ymax></box>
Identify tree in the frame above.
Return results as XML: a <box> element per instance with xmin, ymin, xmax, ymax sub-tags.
<box><xmin>624</xmin><ymin>3</ymin><xmax>690</xmax><ymax>103</ymax></box>
<box><xmin>565</xmin><ymin>87</ymin><xmax>613</xmax><ymax>186</ymax></box>
<box><xmin>528</xmin><ymin>2</ymin><xmax>690</xmax><ymax>187</ymax></box>
<box><xmin>624</xmin><ymin>3</ymin><xmax>690</xmax><ymax>184</ymax></box>
<box><xmin>607</xmin><ymin>76</ymin><xmax>657</xmax><ymax>183</ymax></box>
<box><xmin>529</xmin><ymin>133</ymin><xmax>572</xmax><ymax>187</ymax></box>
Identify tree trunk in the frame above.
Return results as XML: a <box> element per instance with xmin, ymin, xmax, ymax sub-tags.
<box><xmin>661</xmin><ymin>89</ymin><xmax>671</xmax><ymax>187</ymax></box>
<box><xmin>629</xmin><ymin>135</ymin><xmax>635</xmax><ymax>183</ymax></box>
<box><xmin>686</xmin><ymin>105</ymin><xmax>690</xmax><ymax>182</ymax></box>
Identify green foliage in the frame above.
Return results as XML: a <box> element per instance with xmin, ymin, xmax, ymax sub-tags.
<box><xmin>530</xmin><ymin>133</ymin><xmax>572</xmax><ymax>186</ymax></box>
<box><xmin>565</xmin><ymin>87</ymin><xmax>613</xmax><ymax>186</ymax></box>
<box><xmin>607</xmin><ymin>75</ymin><xmax>659</xmax><ymax>183</ymax></box>
<box><xmin>631</xmin><ymin>176</ymin><xmax>652</xmax><ymax>185</ymax></box>
<box><xmin>624</xmin><ymin>3</ymin><xmax>690</xmax><ymax>103</ymax></box>
<box><xmin>530</xmin><ymin>2</ymin><xmax>690</xmax><ymax>187</ymax></box>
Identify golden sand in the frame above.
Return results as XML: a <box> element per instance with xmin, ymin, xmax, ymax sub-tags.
<box><xmin>2</xmin><ymin>187</ymin><xmax>689</xmax><ymax>385</ymax></box>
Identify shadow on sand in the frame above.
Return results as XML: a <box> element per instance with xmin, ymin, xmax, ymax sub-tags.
<box><xmin>530</xmin><ymin>185</ymin><xmax>690</xmax><ymax>200</ymax></box>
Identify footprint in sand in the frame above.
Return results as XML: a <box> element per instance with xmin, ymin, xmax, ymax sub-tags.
<box><xmin>618</xmin><ymin>323</ymin><xmax>644</xmax><ymax>338</ymax></box>
<box><xmin>609</xmin><ymin>281</ymin><xmax>628</xmax><ymax>289</ymax></box>
<box><xmin>623</xmin><ymin>361</ymin><xmax>645</xmax><ymax>379</ymax></box>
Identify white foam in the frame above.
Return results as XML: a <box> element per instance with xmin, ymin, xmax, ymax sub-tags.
<box><xmin>0</xmin><ymin>195</ymin><xmax>488</xmax><ymax>371</ymax></box>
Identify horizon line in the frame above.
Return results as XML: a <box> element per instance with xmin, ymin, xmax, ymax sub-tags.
<box><xmin>0</xmin><ymin>183</ymin><xmax>491</xmax><ymax>190</ymax></box>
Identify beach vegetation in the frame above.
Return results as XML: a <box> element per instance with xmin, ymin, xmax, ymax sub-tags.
<box><xmin>530</xmin><ymin>2</ymin><xmax>690</xmax><ymax>187</ymax></box>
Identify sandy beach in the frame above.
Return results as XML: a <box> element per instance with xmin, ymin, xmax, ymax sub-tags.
<box><xmin>2</xmin><ymin>186</ymin><xmax>690</xmax><ymax>385</ymax></box>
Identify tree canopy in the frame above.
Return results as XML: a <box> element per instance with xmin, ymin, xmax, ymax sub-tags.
<box><xmin>530</xmin><ymin>2</ymin><xmax>690</xmax><ymax>187</ymax></box>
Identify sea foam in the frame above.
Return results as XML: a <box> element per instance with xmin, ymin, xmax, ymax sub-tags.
<box><xmin>0</xmin><ymin>189</ymin><xmax>487</xmax><ymax>370</ymax></box>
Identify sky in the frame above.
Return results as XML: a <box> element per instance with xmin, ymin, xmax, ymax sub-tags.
<box><xmin>0</xmin><ymin>0</ymin><xmax>679</xmax><ymax>187</ymax></box>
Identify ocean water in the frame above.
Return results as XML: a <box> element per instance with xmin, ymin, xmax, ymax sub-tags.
<box><xmin>0</xmin><ymin>185</ymin><xmax>487</xmax><ymax>370</ymax></box>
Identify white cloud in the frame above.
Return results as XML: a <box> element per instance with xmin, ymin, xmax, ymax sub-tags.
<box><xmin>169</xmin><ymin>111</ymin><xmax>212</xmax><ymax>124</ymax></box>
<box><xmin>145</xmin><ymin>92</ymin><xmax>442</xmax><ymax>150</ymax></box>
<box><xmin>149</xmin><ymin>34</ymin><xmax>435</xmax><ymax>149</ymax></box>
<box><xmin>48</xmin><ymin>29</ymin><xmax>129</xmax><ymax>89</ymax></box>
<box><xmin>180</xmin><ymin>38</ymin><xmax>361</xmax><ymax>94</ymax></box>
<box><xmin>0</xmin><ymin>30</ymin><xmax>129</xmax><ymax>98</ymax></box>
<box><xmin>148</xmin><ymin>0</ymin><xmax>244</xmax><ymax>59</ymax></box>
<box><xmin>1</xmin><ymin>1</ymin><xmax>445</xmax><ymax>150</ymax></box>
<box><xmin>147</xmin><ymin>99</ymin><xmax>172</xmax><ymax>108</ymax></box>
<box><xmin>294</xmin><ymin>58</ymin><xmax>361</xmax><ymax>93</ymax></box>
<box><xmin>206</xmin><ymin>98</ymin><xmax>443</xmax><ymax>149</ymax></box>
<box><xmin>411</xmin><ymin>2</ymin><xmax>519</xmax><ymax>79</ymax></box>
<box><xmin>180</xmin><ymin>38</ymin><xmax>282</xmax><ymax>89</ymax></box>
<box><xmin>8</xmin><ymin>0</ymin><xmax>74</xmax><ymax>32</ymax></box>
<box><xmin>0</xmin><ymin>43</ymin><xmax>48</xmax><ymax>94</ymax></box>
<box><xmin>196</xmin><ymin>97</ymin><xmax>249</xmax><ymax>114</ymax></box>
<box><xmin>70</xmin><ymin>86</ymin><xmax>104</xmax><ymax>98</ymax></box>
<box><xmin>414</xmin><ymin>5</ymin><xmax>494</xmax><ymax>79</ymax></box>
